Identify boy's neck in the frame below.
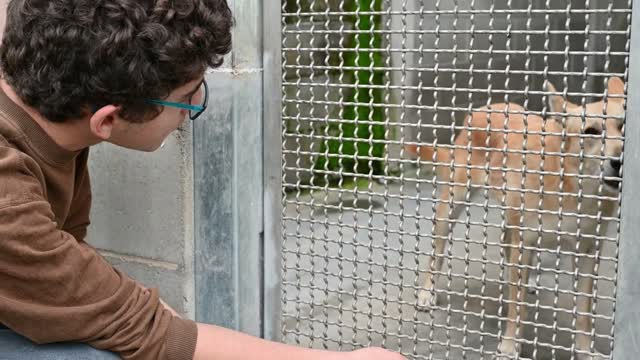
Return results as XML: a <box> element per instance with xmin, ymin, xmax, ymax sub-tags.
<box><xmin>0</xmin><ymin>79</ymin><xmax>99</xmax><ymax>152</ymax></box>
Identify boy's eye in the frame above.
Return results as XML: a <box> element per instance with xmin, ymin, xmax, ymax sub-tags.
<box><xmin>584</xmin><ymin>127</ymin><xmax>602</xmax><ymax>136</ymax></box>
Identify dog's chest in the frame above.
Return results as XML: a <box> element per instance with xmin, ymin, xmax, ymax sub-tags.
<box><xmin>535</xmin><ymin>193</ymin><xmax>612</xmax><ymax>249</ymax></box>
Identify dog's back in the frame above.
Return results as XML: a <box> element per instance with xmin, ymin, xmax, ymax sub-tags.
<box><xmin>406</xmin><ymin>103</ymin><xmax>564</xmax><ymax>195</ymax></box>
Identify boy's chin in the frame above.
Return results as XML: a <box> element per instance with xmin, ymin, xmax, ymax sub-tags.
<box><xmin>107</xmin><ymin>140</ymin><xmax>163</xmax><ymax>153</ymax></box>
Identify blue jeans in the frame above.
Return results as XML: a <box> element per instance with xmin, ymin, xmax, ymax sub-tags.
<box><xmin>0</xmin><ymin>325</ymin><xmax>119</xmax><ymax>360</ymax></box>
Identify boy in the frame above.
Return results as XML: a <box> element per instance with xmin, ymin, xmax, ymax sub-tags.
<box><xmin>0</xmin><ymin>0</ymin><xmax>406</xmax><ymax>359</ymax></box>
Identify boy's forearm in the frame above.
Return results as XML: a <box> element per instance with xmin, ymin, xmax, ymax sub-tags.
<box><xmin>194</xmin><ymin>323</ymin><xmax>340</xmax><ymax>360</ymax></box>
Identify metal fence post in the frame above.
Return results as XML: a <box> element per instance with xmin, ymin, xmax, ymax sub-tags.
<box><xmin>193</xmin><ymin>0</ymin><xmax>264</xmax><ymax>337</ymax></box>
<box><xmin>263</xmin><ymin>0</ymin><xmax>284</xmax><ymax>342</ymax></box>
<box><xmin>612</xmin><ymin>2</ymin><xmax>640</xmax><ymax>357</ymax></box>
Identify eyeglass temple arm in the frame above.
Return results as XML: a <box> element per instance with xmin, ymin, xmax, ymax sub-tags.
<box><xmin>147</xmin><ymin>99</ymin><xmax>205</xmax><ymax>111</ymax></box>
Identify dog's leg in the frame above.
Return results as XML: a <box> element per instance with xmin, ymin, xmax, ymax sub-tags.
<box><xmin>418</xmin><ymin>183</ymin><xmax>466</xmax><ymax>309</ymax></box>
<box><xmin>497</xmin><ymin>228</ymin><xmax>534</xmax><ymax>358</ymax></box>
<box><xmin>575</xmin><ymin>250</ymin><xmax>597</xmax><ymax>360</ymax></box>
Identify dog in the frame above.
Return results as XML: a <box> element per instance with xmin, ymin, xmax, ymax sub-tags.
<box><xmin>405</xmin><ymin>77</ymin><xmax>625</xmax><ymax>359</ymax></box>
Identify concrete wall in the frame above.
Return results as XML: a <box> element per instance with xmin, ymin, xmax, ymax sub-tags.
<box><xmin>89</xmin><ymin>0</ymin><xmax>264</xmax><ymax>330</ymax></box>
<box><xmin>192</xmin><ymin>0</ymin><xmax>264</xmax><ymax>334</ymax></box>
<box><xmin>0</xmin><ymin>1</ymin><xmax>6</xmax><ymax>37</ymax></box>
<box><xmin>88</xmin><ymin>133</ymin><xmax>195</xmax><ymax>317</ymax></box>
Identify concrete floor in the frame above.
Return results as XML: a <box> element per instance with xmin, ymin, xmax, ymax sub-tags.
<box><xmin>281</xmin><ymin>166</ymin><xmax>617</xmax><ymax>360</ymax></box>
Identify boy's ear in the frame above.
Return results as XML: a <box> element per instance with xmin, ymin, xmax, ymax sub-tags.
<box><xmin>89</xmin><ymin>105</ymin><xmax>120</xmax><ymax>140</ymax></box>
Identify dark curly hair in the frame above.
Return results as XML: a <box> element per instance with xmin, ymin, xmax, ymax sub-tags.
<box><xmin>0</xmin><ymin>0</ymin><xmax>233</xmax><ymax>122</ymax></box>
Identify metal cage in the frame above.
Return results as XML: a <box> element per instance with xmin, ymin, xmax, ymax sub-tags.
<box><xmin>262</xmin><ymin>0</ymin><xmax>640</xmax><ymax>359</ymax></box>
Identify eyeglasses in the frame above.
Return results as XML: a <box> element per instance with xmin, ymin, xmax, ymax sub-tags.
<box><xmin>147</xmin><ymin>79</ymin><xmax>209</xmax><ymax>120</ymax></box>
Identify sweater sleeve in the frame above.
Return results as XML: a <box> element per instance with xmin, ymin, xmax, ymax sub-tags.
<box><xmin>0</xmin><ymin>149</ymin><xmax>198</xmax><ymax>359</ymax></box>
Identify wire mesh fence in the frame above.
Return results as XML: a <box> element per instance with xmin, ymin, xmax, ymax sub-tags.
<box><xmin>279</xmin><ymin>0</ymin><xmax>630</xmax><ymax>358</ymax></box>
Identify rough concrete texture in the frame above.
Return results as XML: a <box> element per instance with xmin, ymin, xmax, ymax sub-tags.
<box><xmin>282</xmin><ymin>166</ymin><xmax>616</xmax><ymax>360</ymax></box>
<box><xmin>88</xmin><ymin>129</ymin><xmax>194</xmax><ymax>316</ymax></box>
<box><xmin>0</xmin><ymin>1</ymin><xmax>6</xmax><ymax>40</ymax></box>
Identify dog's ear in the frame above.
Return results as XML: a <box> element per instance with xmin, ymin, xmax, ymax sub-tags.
<box><xmin>543</xmin><ymin>80</ymin><xmax>566</xmax><ymax>115</ymax></box>
<box><xmin>607</xmin><ymin>76</ymin><xmax>625</xmax><ymax>98</ymax></box>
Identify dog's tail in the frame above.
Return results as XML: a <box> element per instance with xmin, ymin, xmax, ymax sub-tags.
<box><xmin>404</xmin><ymin>143</ymin><xmax>436</xmax><ymax>161</ymax></box>
<box><xmin>405</xmin><ymin>143</ymin><xmax>454</xmax><ymax>182</ymax></box>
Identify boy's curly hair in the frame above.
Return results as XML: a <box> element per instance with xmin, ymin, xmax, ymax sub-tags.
<box><xmin>0</xmin><ymin>0</ymin><xmax>233</xmax><ymax>122</ymax></box>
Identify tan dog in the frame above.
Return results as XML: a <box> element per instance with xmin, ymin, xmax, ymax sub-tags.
<box><xmin>406</xmin><ymin>77</ymin><xmax>625</xmax><ymax>359</ymax></box>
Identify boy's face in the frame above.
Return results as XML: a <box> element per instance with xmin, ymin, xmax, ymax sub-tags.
<box><xmin>104</xmin><ymin>77</ymin><xmax>205</xmax><ymax>152</ymax></box>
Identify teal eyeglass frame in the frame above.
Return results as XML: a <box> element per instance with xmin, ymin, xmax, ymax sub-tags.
<box><xmin>147</xmin><ymin>79</ymin><xmax>209</xmax><ymax>120</ymax></box>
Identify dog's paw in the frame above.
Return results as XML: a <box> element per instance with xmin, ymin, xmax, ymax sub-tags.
<box><xmin>416</xmin><ymin>289</ymin><xmax>438</xmax><ymax>309</ymax></box>
<box><xmin>495</xmin><ymin>339</ymin><xmax>519</xmax><ymax>359</ymax></box>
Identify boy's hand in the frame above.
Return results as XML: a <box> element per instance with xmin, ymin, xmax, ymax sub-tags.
<box><xmin>347</xmin><ymin>347</ymin><xmax>406</xmax><ymax>360</ymax></box>
<box><xmin>194</xmin><ymin>322</ymin><xmax>407</xmax><ymax>360</ymax></box>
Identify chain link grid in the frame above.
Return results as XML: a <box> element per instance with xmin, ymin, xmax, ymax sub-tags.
<box><xmin>280</xmin><ymin>1</ymin><xmax>630</xmax><ymax>359</ymax></box>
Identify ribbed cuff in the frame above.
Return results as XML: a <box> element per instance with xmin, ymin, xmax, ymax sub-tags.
<box><xmin>165</xmin><ymin>317</ymin><xmax>198</xmax><ymax>360</ymax></box>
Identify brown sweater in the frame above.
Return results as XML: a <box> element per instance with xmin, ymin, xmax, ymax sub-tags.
<box><xmin>0</xmin><ymin>87</ymin><xmax>197</xmax><ymax>359</ymax></box>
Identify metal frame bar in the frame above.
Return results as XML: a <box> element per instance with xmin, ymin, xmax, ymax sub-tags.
<box><xmin>193</xmin><ymin>0</ymin><xmax>264</xmax><ymax>337</ymax></box>
<box><xmin>612</xmin><ymin>1</ymin><xmax>640</xmax><ymax>357</ymax></box>
<box><xmin>262</xmin><ymin>0</ymin><xmax>284</xmax><ymax>342</ymax></box>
